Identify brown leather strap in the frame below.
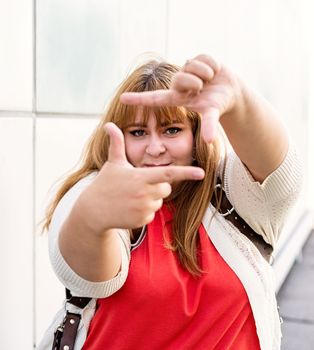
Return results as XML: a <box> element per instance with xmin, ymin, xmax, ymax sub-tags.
<box><xmin>211</xmin><ymin>183</ymin><xmax>273</xmax><ymax>262</ymax></box>
<box><xmin>66</xmin><ymin>289</ymin><xmax>91</xmax><ymax>308</ymax></box>
<box><xmin>52</xmin><ymin>291</ymin><xmax>92</xmax><ymax>350</ymax></box>
<box><xmin>58</xmin><ymin>312</ymin><xmax>81</xmax><ymax>350</ymax></box>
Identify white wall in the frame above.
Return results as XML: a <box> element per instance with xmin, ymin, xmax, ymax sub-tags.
<box><xmin>0</xmin><ymin>0</ymin><xmax>34</xmax><ymax>348</ymax></box>
<box><xmin>0</xmin><ymin>0</ymin><xmax>33</xmax><ymax>110</ymax></box>
<box><xmin>0</xmin><ymin>117</ymin><xmax>34</xmax><ymax>349</ymax></box>
<box><xmin>0</xmin><ymin>1</ymin><xmax>313</xmax><ymax>348</ymax></box>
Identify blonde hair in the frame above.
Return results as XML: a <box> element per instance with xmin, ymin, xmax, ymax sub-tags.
<box><xmin>44</xmin><ymin>59</ymin><xmax>223</xmax><ymax>275</ymax></box>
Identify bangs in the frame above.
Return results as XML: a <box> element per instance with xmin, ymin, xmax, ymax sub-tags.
<box><xmin>114</xmin><ymin>103</ymin><xmax>196</xmax><ymax>129</ymax></box>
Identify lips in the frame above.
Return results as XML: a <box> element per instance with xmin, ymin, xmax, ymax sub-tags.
<box><xmin>144</xmin><ymin>163</ymin><xmax>171</xmax><ymax>167</ymax></box>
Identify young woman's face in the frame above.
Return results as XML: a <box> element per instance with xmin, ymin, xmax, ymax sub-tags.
<box><xmin>124</xmin><ymin>112</ymin><xmax>194</xmax><ymax>168</ymax></box>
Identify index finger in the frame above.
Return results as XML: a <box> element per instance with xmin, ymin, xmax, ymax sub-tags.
<box><xmin>120</xmin><ymin>90</ymin><xmax>175</xmax><ymax>106</ymax></box>
<box><xmin>140</xmin><ymin>165</ymin><xmax>205</xmax><ymax>184</ymax></box>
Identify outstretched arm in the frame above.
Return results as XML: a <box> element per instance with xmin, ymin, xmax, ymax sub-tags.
<box><xmin>120</xmin><ymin>54</ymin><xmax>289</xmax><ymax>183</ymax></box>
<box><xmin>219</xmin><ymin>77</ymin><xmax>289</xmax><ymax>183</ymax></box>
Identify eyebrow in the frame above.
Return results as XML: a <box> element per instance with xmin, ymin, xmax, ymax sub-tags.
<box><xmin>125</xmin><ymin>120</ymin><xmax>183</xmax><ymax>128</ymax></box>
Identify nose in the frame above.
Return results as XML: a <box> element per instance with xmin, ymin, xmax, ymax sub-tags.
<box><xmin>145</xmin><ymin>135</ymin><xmax>166</xmax><ymax>157</ymax></box>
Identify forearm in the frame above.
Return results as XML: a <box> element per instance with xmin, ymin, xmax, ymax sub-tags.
<box><xmin>220</xmin><ymin>81</ymin><xmax>289</xmax><ymax>182</ymax></box>
<box><xmin>59</xmin><ymin>198</ymin><xmax>122</xmax><ymax>282</ymax></box>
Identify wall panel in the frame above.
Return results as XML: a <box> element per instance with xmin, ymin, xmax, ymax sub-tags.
<box><xmin>0</xmin><ymin>1</ymin><xmax>33</xmax><ymax>110</ymax></box>
<box><xmin>36</xmin><ymin>0</ymin><xmax>120</xmax><ymax>114</ymax></box>
<box><xmin>0</xmin><ymin>117</ymin><xmax>33</xmax><ymax>348</ymax></box>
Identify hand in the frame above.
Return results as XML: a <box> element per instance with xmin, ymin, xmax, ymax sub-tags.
<box><xmin>120</xmin><ymin>54</ymin><xmax>242</xmax><ymax>143</ymax></box>
<box><xmin>78</xmin><ymin>123</ymin><xmax>205</xmax><ymax>232</ymax></box>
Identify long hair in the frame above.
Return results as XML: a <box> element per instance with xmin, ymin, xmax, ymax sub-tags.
<box><xmin>43</xmin><ymin>59</ymin><xmax>223</xmax><ymax>275</ymax></box>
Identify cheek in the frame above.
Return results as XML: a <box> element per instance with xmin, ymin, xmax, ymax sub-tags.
<box><xmin>172</xmin><ymin>134</ymin><xmax>194</xmax><ymax>163</ymax></box>
<box><xmin>124</xmin><ymin>139</ymin><xmax>144</xmax><ymax>166</ymax></box>
<box><xmin>182</xmin><ymin>140</ymin><xmax>194</xmax><ymax>160</ymax></box>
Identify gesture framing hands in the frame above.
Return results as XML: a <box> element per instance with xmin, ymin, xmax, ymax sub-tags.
<box><xmin>78</xmin><ymin>122</ymin><xmax>205</xmax><ymax>233</ymax></box>
<box><xmin>55</xmin><ymin>53</ymin><xmax>290</xmax><ymax>284</ymax></box>
<box><xmin>54</xmin><ymin>53</ymin><xmax>291</xmax><ymax>285</ymax></box>
<box><xmin>120</xmin><ymin>54</ymin><xmax>242</xmax><ymax>143</ymax></box>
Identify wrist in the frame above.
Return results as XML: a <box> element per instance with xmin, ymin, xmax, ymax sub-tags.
<box><xmin>221</xmin><ymin>73</ymin><xmax>249</xmax><ymax>122</ymax></box>
<box><xmin>72</xmin><ymin>189</ymin><xmax>112</xmax><ymax>235</ymax></box>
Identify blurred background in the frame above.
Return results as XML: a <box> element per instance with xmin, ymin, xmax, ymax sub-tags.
<box><xmin>0</xmin><ymin>0</ymin><xmax>313</xmax><ymax>348</ymax></box>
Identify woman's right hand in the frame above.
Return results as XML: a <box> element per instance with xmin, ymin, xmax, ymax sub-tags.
<box><xmin>76</xmin><ymin>122</ymin><xmax>205</xmax><ymax>234</ymax></box>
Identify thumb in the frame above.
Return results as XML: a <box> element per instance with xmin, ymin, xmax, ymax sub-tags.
<box><xmin>201</xmin><ymin>107</ymin><xmax>220</xmax><ymax>143</ymax></box>
<box><xmin>104</xmin><ymin>122</ymin><xmax>128</xmax><ymax>163</ymax></box>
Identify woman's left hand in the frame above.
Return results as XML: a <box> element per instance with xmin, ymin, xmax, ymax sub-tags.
<box><xmin>120</xmin><ymin>54</ymin><xmax>242</xmax><ymax>143</ymax></box>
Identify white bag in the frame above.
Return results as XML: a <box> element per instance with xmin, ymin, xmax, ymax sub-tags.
<box><xmin>37</xmin><ymin>296</ymin><xmax>96</xmax><ymax>350</ymax></box>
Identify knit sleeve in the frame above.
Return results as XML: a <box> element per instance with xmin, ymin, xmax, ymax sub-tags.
<box><xmin>48</xmin><ymin>173</ymin><xmax>131</xmax><ymax>298</ymax></box>
<box><xmin>222</xmin><ymin>143</ymin><xmax>303</xmax><ymax>247</ymax></box>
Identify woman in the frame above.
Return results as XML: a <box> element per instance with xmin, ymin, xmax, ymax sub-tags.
<box><xmin>44</xmin><ymin>54</ymin><xmax>302</xmax><ymax>349</ymax></box>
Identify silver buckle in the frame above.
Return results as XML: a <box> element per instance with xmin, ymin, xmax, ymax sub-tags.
<box><xmin>214</xmin><ymin>183</ymin><xmax>235</xmax><ymax>217</ymax></box>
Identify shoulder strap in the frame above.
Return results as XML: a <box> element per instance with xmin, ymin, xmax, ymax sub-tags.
<box><xmin>211</xmin><ymin>181</ymin><xmax>273</xmax><ymax>262</ymax></box>
<box><xmin>52</xmin><ymin>290</ymin><xmax>92</xmax><ymax>350</ymax></box>
<box><xmin>65</xmin><ymin>288</ymin><xmax>92</xmax><ymax>308</ymax></box>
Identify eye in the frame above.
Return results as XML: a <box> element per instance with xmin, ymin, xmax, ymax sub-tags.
<box><xmin>165</xmin><ymin>127</ymin><xmax>182</xmax><ymax>135</ymax></box>
<box><xmin>129</xmin><ymin>129</ymin><xmax>146</xmax><ymax>137</ymax></box>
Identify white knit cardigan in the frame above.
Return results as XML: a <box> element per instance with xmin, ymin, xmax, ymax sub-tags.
<box><xmin>48</xmin><ymin>144</ymin><xmax>302</xmax><ymax>350</ymax></box>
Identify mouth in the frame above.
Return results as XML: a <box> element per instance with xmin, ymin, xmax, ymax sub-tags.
<box><xmin>144</xmin><ymin>163</ymin><xmax>172</xmax><ymax>167</ymax></box>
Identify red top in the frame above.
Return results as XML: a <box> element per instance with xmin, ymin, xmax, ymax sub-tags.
<box><xmin>83</xmin><ymin>204</ymin><xmax>261</xmax><ymax>349</ymax></box>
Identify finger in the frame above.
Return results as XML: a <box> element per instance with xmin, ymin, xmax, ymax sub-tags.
<box><xmin>104</xmin><ymin>122</ymin><xmax>128</xmax><ymax>163</ymax></box>
<box><xmin>141</xmin><ymin>165</ymin><xmax>205</xmax><ymax>185</ymax></box>
<box><xmin>183</xmin><ymin>60</ymin><xmax>215</xmax><ymax>83</ymax></box>
<box><xmin>149</xmin><ymin>182</ymin><xmax>172</xmax><ymax>200</ymax></box>
<box><xmin>120</xmin><ymin>90</ymin><xmax>174</xmax><ymax>106</ymax></box>
<box><xmin>193</xmin><ymin>54</ymin><xmax>221</xmax><ymax>74</ymax></box>
<box><xmin>139</xmin><ymin>198</ymin><xmax>164</xmax><ymax>216</ymax></box>
<box><xmin>142</xmin><ymin>212</ymin><xmax>156</xmax><ymax>226</ymax></box>
<box><xmin>150</xmin><ymin>198</ymin><xmax>164</xmax><ymax>212</ymax></box>
<box><xmin>200</xmin><ymin>108</ymin><xmax>220</xmax><ymax>143</ymax></box>
<box><xmin>171</xmin><ymin>72</ymin><xmax>203</xmax><ymax>93</ymax></box>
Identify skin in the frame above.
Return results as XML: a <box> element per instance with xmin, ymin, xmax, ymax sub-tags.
<box><xmin>123</xmin><ymin>113</ymin><xmax>194</xmax><ymax>168</ymax></box>
<box><xmin>59</xmin><ymin>54</ymin><xmax>289</xmax><ymax>282</ymax></box>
